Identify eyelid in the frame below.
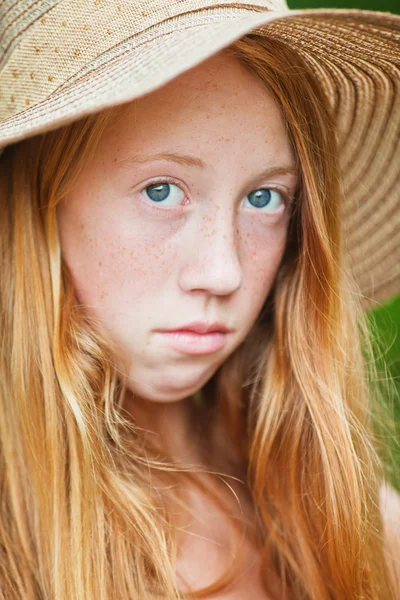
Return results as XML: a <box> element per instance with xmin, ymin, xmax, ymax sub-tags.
<box><xmin>141</xmin><ymin>175</ymin><xmax>186</xmax><ymax>192</ymax></box>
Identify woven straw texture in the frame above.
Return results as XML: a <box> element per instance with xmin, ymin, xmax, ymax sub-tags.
<box><xmin>0</xmin><ymin>0</ymin><xmax>399</xmax><ymax>307</ymax></box>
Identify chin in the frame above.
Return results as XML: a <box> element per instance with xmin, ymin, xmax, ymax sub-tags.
<box><xmin>128</xmin><ymin>371</ymin><xmax>214</xmax><ymax>404</ymax></box>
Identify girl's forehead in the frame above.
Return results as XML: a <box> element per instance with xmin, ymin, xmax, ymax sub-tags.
<box><xmin>103</xmin><ymin>58</ymin><xmax>285</xmax><ymax>154</ymax></box>
<box><xmin>115</xmin><ymin>51</ymin><xmax>277</xmax><ymax>124</ymax></box>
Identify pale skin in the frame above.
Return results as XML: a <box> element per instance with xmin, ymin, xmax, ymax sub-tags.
<box><xmin>56</xmin><ymin>50</ymin><xmax>400</xmax><ymax>598</ymax></box>
<box><xmin>56</xmin><ymin>50</ymin><xmax>297</xmax><ymax>462</ymax></box>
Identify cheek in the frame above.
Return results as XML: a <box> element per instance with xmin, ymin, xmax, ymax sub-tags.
<box><xmin>240</xmin><ymin>219</ymin><xmax>288</xmax><ymax>298</ymax></box>
<box><xmin>57</xmin><ymin>193</ymin><xmax>181</xmax><ymax>313</ymax></box>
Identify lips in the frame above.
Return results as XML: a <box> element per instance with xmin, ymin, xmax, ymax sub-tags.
<box><xmin>159</xmin><ymin>320</ymin><xmax>230</xmax><ymax>334</ymax></box>
<box><xmin>156</xmin><ymin>330</ymin><xmax>229</xmax><ymax>355</ymax></box>
<box><xmin>154</xmin><ymin>320</ymin><xmax>232</xmax><ymax>354</ymax></box>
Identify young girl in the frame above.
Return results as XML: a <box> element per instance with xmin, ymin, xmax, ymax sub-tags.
<box><xmin>0</xmin><ymin>1</ymin><xmax>399</xmax><ymax>599</ymax></box>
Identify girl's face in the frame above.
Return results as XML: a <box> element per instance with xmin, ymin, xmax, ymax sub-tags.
<box><xmin>57</xmin><ymin>50</ymin><xmax>298</xmax><ymax>404</ymax></box>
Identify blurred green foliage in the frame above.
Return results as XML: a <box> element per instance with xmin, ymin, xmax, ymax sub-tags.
<box><xmin>369</xmin><ymin>294</ymin><xmax>400</xmax><ymax>393</ymax></box>
<box><xmin>288</xmin><ymin>0</ymin><xmax>399</xmax><ymax>13</ymax></box>
<box><xmin>368</xmin><ymin>294</ymin><xmax>400</xmax><ymax>488</ymax></box>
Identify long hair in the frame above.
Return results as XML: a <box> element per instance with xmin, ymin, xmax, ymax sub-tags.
<box><xmin>0</xmin><ymin>34</ymin><xmax>398</xmax><ymax>599</ymax></box>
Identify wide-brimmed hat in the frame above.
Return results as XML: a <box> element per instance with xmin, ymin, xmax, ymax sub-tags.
<box><xmin>0</xmin><ymin>0</ymin><xmax>399</xmax><ymax>307</ymax></box>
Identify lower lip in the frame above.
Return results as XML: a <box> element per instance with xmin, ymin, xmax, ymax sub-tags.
<box><xmin>156</xmin><ymin>330</ymin><xmax>228</xmax><ymax>354</ymax></box>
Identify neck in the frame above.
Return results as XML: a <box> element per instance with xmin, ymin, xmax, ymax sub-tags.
<box><xmin>122</xmin><ymin>390</ymin><xmax>205</xmax><ymax>466</ymax></box>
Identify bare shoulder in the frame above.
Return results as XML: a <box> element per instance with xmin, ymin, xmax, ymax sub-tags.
<box><xmin>379</xmin><ymin>482</ymin><xmax>400</xmax><ymax>595</ymax></box>
<box><xmin>380</xmin><ymin>481</ymin><xmax>400</xmax><ymax>523</ymax></box>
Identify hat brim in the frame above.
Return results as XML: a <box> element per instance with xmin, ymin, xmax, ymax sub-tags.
<box><xmin>1</xmin><ymin>6</ymin><xmax>399</xmax><ymax>306</ymax></box>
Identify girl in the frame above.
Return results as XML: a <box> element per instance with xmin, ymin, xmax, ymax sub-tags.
<box><xmin>0</xmin><ymin>1</ymin><xmax>399</xmax><ymax>598</ymax></box>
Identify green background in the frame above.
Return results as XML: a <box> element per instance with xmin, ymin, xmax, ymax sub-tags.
<box><xmin>289</xmin><ymin>0</ymin><xmax>400</xmax><ymax>483</ymax></box>
<box><xmin>369</xmin><ymin>294</ymin><xmax>400</xmax><ymax>487</ymax></box>
<box><xmin>288</xmin><ymin>0</ymin><xmax>399</xmax><ymax>12</ymax></box>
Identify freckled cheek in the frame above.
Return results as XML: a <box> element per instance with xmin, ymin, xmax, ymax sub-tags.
<box><xmin>67</xmin><ymin>221</ymin><xmax>180</xmax><ymax>309</ymax></box>
<box><xmin>240</xmin><ymin>223</ymin><xmax>288</xmax><ymax>296</ymax></box>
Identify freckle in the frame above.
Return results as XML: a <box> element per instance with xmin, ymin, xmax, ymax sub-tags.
<box><xmin>98</xmin><ymin>261</ymin><xmax>102</xmax><ymax>266</ymax></box>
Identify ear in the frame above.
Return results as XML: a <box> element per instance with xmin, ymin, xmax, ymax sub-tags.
<box><xmin>379</xmin><ymin>482</ymin><xmax>400</xmax><ymax>595</ymax></box>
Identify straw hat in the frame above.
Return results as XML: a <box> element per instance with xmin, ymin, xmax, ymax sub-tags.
<box><xmin>0</xmin><ymin>0</ymin><xmax>399</xmax><ymax>307</ymax></box>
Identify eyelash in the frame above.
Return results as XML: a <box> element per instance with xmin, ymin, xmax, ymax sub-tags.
<box><xmin>140</xmin><ymin>176</ymin><xmax>293</xmax><ymax>213</ymax></box>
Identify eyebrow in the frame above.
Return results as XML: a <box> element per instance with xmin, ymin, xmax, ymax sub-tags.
<box><xmin>116</xmin><ymin>151</ymin><xmax>299</xmax><ymax>179</ymax></box>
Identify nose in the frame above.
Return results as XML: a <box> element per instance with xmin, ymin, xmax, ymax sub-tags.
<box><xmin>178</xmin><ymin>214</ymin><xmax>242</xmax><ymax>297</ymax></box>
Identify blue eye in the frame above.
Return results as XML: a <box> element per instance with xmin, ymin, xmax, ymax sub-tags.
<box><xmin>245</xmin><ymin>188</ymin><xmax>284</xmax><ymax>212</ymax></box>
<box><xmin>142</xmin><ymin>180</ymin><xmax>288</xmax><ymax>213</ymax></box>
<box><xmin>144</xmin><ymin>181</ymin><xmax>185</xmax><ymax>206</ymax></box>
